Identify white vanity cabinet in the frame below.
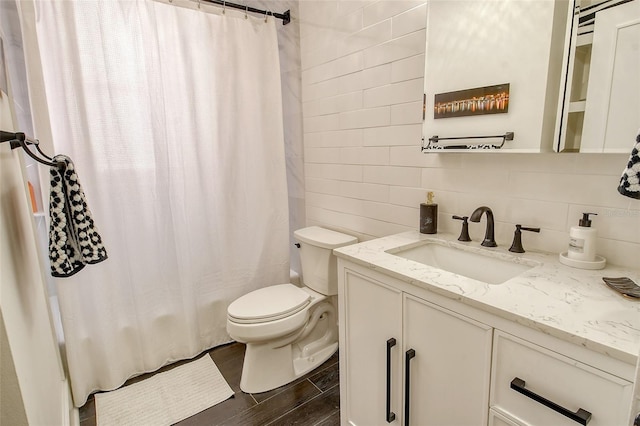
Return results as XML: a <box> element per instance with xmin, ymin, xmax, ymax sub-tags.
<box><xmin>339</xmin><ymin>264</ymin><xmax>493</xmax><ymax>426</ymax></box>
<box><xmin>338</xmin><ymin>259</ymin><xmax>635</xmax><ymax>426</ymax></box>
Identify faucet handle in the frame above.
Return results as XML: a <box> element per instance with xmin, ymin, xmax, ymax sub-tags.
<box><xmin>509</xmin><ymin>224</ymin><xmax>540</xmax><ymax>253</ymax></box>
<box><xmin>452</xmin><ymin>215</ymin><xmax>471</xmax><ymax>242</ymax></box>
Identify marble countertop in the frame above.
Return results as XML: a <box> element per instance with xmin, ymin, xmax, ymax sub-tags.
<box><xmin>334</xmin><ymin>231</ymin><xmax>640</xmax><ymax>365</ymax></box>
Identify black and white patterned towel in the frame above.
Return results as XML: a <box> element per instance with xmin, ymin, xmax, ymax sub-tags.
<box><xmin>49</xmin><ymin>155</ymin><xmax>107</xmax><ymax>277</ymax></box>
<box><xmin>618</xmin><ymin>131</ymin><xmax>640</xmax><ymax>200</ymax></box>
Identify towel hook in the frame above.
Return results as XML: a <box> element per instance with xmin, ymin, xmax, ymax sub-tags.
<box><xmin>20</xmin><ymin>138</ymin><xmax>63</xmax><ymax>169</ymax></box>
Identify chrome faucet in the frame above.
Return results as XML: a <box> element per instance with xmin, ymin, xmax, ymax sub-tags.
<box><xmin>470</xmin><ymin>206</ymin><xmax>497</xmax><ymax>247</ymax></box>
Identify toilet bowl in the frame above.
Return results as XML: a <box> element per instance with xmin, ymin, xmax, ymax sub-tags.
<box><xmin>227</xmin><ymin>226</ymin><xmax>357</xmax><ymax>393</ymax></box>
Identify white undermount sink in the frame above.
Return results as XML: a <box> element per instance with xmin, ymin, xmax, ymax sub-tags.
<box><xmin>388</xmin><ymin>242</ymin><xmax>538</xmax><ymax>285</ymax></box>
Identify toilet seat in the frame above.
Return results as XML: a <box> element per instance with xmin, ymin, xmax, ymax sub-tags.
<box><xmin>228</xmin><ymin>284</ymin><xmax>311</xmax><ymax>324</ymax></box>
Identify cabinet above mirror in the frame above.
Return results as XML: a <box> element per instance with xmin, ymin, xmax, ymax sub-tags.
<box><xmin>422</xmin><ymin>0</ymin><xmax>571</xmax><ymax>153</ymax></box>
<box><xmin>421</xmin><ymin>0</ymin><xmax>639</xmax><ymax>154</ymax></box>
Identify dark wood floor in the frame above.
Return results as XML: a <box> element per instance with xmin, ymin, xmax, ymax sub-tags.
<box><xmin>79</xmin><ymin>342</ymin><xmax>340</xmax><ymax>426</ymax></box>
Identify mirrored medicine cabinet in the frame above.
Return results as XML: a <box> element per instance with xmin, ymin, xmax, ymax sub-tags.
<box><xmin>421</xmin><ymin>0</ymin><xmax>639</xmax><ymax>153</ymax></box>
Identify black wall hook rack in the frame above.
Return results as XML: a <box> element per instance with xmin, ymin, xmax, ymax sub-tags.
<box><xmin>1</xmin><ymin>130</ymin><xmax>63</xmax><ymax>169</ymax></box>
<box><xmin>422</xmin><ymin>131</ymin><xmax>515</xmax><ymax>151</ymax></box>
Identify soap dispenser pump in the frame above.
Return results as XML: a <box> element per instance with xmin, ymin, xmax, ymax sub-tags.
<box><xmin>420</xmin><ymin>191</ymin><xmax>438</xmax><ymax>234</ymax></box>
<box><xmin>567</xmin><ymin>212</ymin><xmax>598</xmax><ymax>261</ymax></box>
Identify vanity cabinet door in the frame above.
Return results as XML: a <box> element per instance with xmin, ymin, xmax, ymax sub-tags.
<box><xmin>340</xmin><ymin>268</ymin><xmax>403</xmax><ymax>426</ymax></box>
<box><xmin>403</xmin><ymin>294</ymin><xmax>493</xmax><ymax>426</ymax></box>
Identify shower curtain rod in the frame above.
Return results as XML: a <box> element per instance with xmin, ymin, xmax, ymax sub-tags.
<box><xmin>200</xmin><ymin>0</ymin><xmax>290</xmax><ymax>25</ymax></box>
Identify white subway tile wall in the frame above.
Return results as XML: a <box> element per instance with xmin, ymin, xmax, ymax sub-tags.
<box><xmin>299</xmin><ymin>0</ymin><xmax>640</xmax><ymax>269</ymax></box>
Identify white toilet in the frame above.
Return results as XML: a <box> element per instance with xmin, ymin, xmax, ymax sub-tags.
<box><xmin>227</xmin><ymin>226</ymin><xmax>357</xmax><ymax>393</ymax></box>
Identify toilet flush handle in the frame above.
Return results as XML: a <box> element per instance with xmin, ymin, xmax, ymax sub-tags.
<box><xmin>294</xmin><ymin>243</ymin><xmax>300</xmax><ymax>248</ymax></box>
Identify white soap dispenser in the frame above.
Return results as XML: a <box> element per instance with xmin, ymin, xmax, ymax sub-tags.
<box><xmin>567</xmin><ymin>213</ymin><xmax>597</xmax><ymax>261</ymax></box>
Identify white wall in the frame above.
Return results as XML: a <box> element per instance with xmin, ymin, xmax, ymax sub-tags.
<box><xmin>0</xmin><ymin>5</ymin><xmax>72</xmax><ymax>423</ymax></box>
<box><xmin>299</xmin><ymin>0</ymin><xmax>640</xmax><ymax>269</ymax></box>
<box><xmin>0</xmin><ymin>93</ymin><xmax>71</xmax><ymax>426</ymax></box>
<box><xmin>1</xmin><ymin>311</ymin><xmax>28</xmax><ymax>426</ymax></box>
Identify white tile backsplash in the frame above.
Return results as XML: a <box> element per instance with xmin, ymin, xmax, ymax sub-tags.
<box><xmin>338</xmin><ymin>181</ymin><xmax>390</xmax><ymax>202</ymax></box>
<box><xmin>362</xmin><ymin>29</ymin><xmax>426</xmax><ymax>68</ymax></box>
<box><xmin>303</xmin><ymin>114</ymin><xmax>340</xmax><ymax>133</ymax></box>
<box><xmin>339</xmin><ymin>106</ymin><xmax>390</xmax><ymax>129</ymax></box>
<box><xmin>390</xmin><ymin>101</ymin><xmax>422</xmax><ymax>125</ymax></box>
<box><xmin>339</xmin><ymin>20</ymin><xmax>392</xmax><ymax>57</ymax></box>
<box><xmin>391</xmin><ymin>3</ymin><xmax>427</xmax><ymax>38</ymax></box>
<box><xmin>302</xmin><ymin>51</ymin><xmax>363</xmax><ymax>84</ymax></box>
<box><xmin>363</xmin><ymin>0</ymin><xmax>424</xmax><ymax>27</ymax></box>
<box><xmin>363</xmin><ymin>124</ymin><xmax>422</xmax><ymax>147</ymax></box>
<box><xmin>302</xmin><ymin>78</ymin><xmax>339</xmax><ymax>102</ymax></box>
<box><xmin>363</xmin><ymin>165</ymin><xmax>421</xmax><ymax>187</ymax></box>
<box><xmin>337</xmin><ymin>0</ymin><xmax>368</xmax><ymax>17</ymax></box>
<box><xmin>335</xmin><ymin>7</ymin><xmax>364</xmax><ymax>33</ymax></box>
<box><xmin>299</xmin><ymin>0</ymin><xmax>640</xmax><ymax>269</ymax></box>
<box><xmin>305</xmin><ymin>163</ymin><xmax>363</xmax><ymax>182</ymax></box>
<box><xmin>363</xmin><ymin>78</ymin><xmax>423</xmax><ymax>108</ymax></box>
<box><xmin>304</xmin><ymin>147</ymin><xmax>342</xmax><ymax>164</ymax></box>
<box><xmin>301</xmin><ymin>29</ymin><xmax>339</xmax><ymax>70</ymax></box>
<box><xmin>305</xmin><ymin>177</ymin><xmax>343</xmax><ymax>195</ymax></box>
<box><xmin>304</xmin><ymin>91</ymin><xmax>363</xmax><ymax>117</ymax></box>
<box><xmin>337</xmin><ymin>72</ymin><xmax>365</xmax><ymax>94</ymax></box>
<box><xmin>361</xmin><ymin>63</ymin><xmax>392</xmax><ymax>89</ymax></box>
<box><xmin>305</xmin><ymin>129</ymin><xmax>364</xmax><ymax>148</ymax></box>
<box><xmin>390</xmin><ymin>54</ymin><xmax>425</xmax><ymax>83</ymax></box>
<box><xmin>340</xmin><ymin>146</ymin><xmax>390</xmax><ymax>165</ymax></box>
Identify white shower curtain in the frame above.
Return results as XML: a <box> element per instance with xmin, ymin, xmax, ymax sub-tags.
<box><xmin>28</xmin><ymin>0</ymin><xmax>289</xmax><ymax>406</ymax></box>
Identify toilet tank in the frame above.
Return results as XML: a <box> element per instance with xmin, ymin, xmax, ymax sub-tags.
<box><xmin>294</xmin><ymin>226</ymin><xmax>358</xmax><ymax>295</ymax></box>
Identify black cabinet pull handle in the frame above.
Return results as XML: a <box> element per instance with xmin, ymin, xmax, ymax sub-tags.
<box><xmin>404</xmin><ymin>349</ymin><xmax>416</xmax><ymax>426</ymax></box>
<box><xmin>510</xmin><ymin>377</ymin><xmax>592</xmax><ymax>425</ymax></box>
<box><xmin>386</xmin><ymin>338</ymin><xmax>396</xmax><ymax>423</ymax></box>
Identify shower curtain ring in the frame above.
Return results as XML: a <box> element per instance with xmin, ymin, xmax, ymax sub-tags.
<box><xmin>245</xmin><ymin>5</ymin><xmax>248</xmax><ymax>19</ymax></box>
<box><xmin>197</xmin><ymin>0</ymin><xmax>201</xmax><ymax>9</ymax></box>
<box><xmin>222</xmin><ymin>0</ymin><xmax>226</xmax><ymax>14</ymax></box>
<box><xmin>264</xmin><ymin>9</ymin><xmax>268</xmax><ymax>22</ymax></box>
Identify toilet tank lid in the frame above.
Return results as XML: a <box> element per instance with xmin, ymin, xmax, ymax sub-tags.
<box><xmin>294</xmin><ymin>226</ymin><xmax>358</xmax><ymax>249</ymax></box>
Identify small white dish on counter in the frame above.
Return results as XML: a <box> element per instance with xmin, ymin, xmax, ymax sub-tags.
<box><xmin>559</xmin><ymin>252</ymin><xmax>606</xmax><ymax>270</ymax></box>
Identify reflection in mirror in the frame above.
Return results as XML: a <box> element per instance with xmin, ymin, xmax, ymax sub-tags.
<box><xmin>555</xmin><ymin>0</ymin><xmax>639</xmax><ymax>153</ymax></box>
